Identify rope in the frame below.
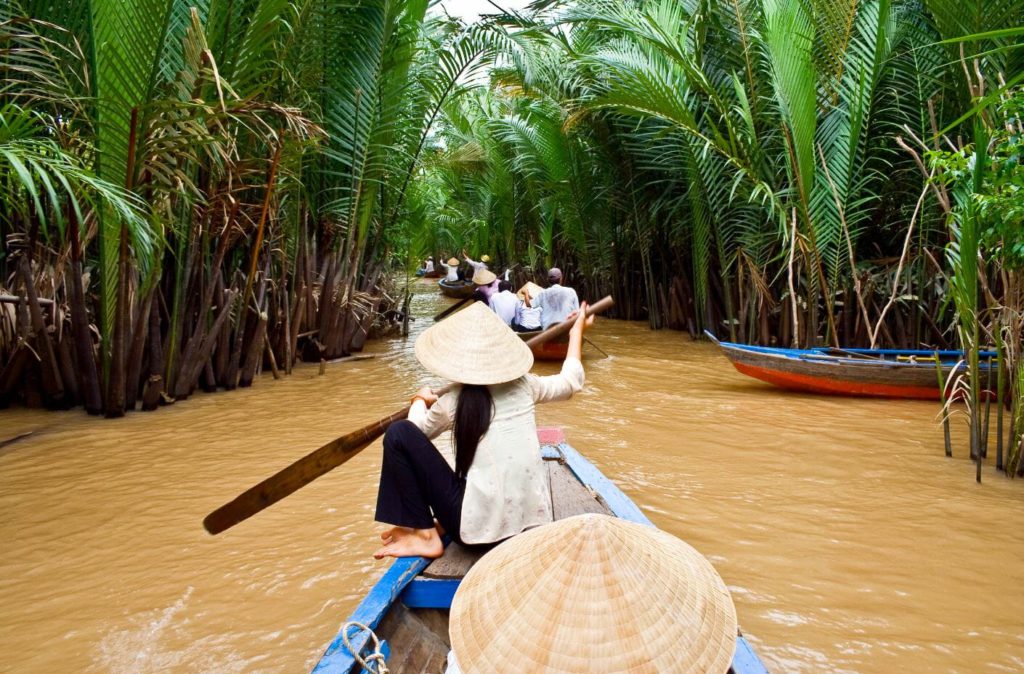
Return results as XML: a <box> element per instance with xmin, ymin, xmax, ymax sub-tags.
<box><xmin>341</xmin><ymin>621</ymin><xmax>390</xmax><ymax>674</ymax></box>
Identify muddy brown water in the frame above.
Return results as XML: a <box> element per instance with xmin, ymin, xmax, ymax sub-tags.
<box><xmin>2</xmin><ymin>280</ymin><xmax>1023</xmax><ymax>673</ymax></box>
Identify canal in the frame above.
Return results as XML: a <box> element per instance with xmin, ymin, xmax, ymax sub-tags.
<box><xmin>1</xmin><ymin>280</ymin><xmax>1022</xmax><ymax>672</ymax></box>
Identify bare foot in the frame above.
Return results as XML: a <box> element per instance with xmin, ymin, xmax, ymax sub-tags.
<box><xmin>373</xmin><ymin>527</ymin><xmax>444</xmax><ymax>560</ymax></box>
<box><xmin>379</xmin><ymin>526</ymin><xmax>409</xmax><ymax>544</ymax></box>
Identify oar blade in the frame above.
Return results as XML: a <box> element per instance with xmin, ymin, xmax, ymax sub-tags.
<box><xmin>203</xmin><ymin>409</ymin><xmax>409</xmax><ymax>534</ymax></box>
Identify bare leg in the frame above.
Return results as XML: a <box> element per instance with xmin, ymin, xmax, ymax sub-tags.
<box><xmin>373</xmin><ymin>527</ymin><xmax>444</xmax><ymax>560</ymax></box>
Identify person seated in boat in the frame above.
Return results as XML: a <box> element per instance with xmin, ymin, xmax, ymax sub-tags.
<box><xmin>512</xmin><ymin>282</ymin><xmax>543</xmax><ymax>333</ymax></box>
<box><xmin>439</xmin><ymin>256</ymin><xmax>461</xmax><ymax>283</ymax></box>
<box><xmin>372</xmin><ymin>301</ymin><xmax>595</xmax><ymax>559</ymax></box>
<box><xmin>415</xmin><ymin>257</ymin><xmax>435</xmax><ymax>277</ymax></box>
<box><xmin>470</xmin><ymin>268</ymin><xmax>499</xmax><ymax>303</ymax></box>
<box><xmin>527</xmin><ymin>267</ymin><xmax>579</xmax><ymax>330</ymax></box>
<box><xmin>463</xmin><ymin>250</ymin><xmax>490</xmax><ymax>275</ymax></box>
<box><xmin>488</xmin><ymin>280</ymin><xmax>517</xmax><ymax>326</ymax></box>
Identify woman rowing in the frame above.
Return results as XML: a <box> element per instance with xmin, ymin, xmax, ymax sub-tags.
<box><xmin>373</xmin><ymin>301</ymin><xmax>595</xmax><ymax>558</ymax></box>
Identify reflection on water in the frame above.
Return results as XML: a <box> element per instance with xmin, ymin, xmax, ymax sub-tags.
<box><xmin>2</xmin><ymin>279</ymin><xmax>1023</xmax><ymax>673</ymax></box>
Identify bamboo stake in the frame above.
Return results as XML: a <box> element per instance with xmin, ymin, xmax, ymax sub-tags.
<box><xmin>982</xmin><ymin>357</ymin><xmax>992</xmax><ymax>459</ymax></box>
<box><xmin>996</xmin><ymin>333</ymin><xmax>1005</xmax><ymax>471</ymax></box>
<box><xmin>936</xmin><ymin>352</ymin><xmax>952</xmax><ymax>457</ymax></box>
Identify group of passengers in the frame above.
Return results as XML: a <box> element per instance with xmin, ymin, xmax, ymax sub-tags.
<box><xmin>423</xmin><ymin>252</ymin><xmax>579</xmax><ymax>331</ymax></box>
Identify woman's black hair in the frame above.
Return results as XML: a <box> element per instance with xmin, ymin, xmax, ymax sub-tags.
<box><xmin>453</xmin><ymin>384</ymin><xmax>494</xmax><ymax>478</ymax></box>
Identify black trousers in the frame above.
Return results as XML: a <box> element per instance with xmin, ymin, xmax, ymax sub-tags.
<box><xmin>375</xmin><ymin>420</ymin><xmax>466</xmax><ymax>542</ymax></box>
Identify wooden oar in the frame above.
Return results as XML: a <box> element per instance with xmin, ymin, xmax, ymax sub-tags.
<box><xmin>203</xmin><ymin>295</ymin><xmax>613</xmax><ymax>534</ymax></box>
<box><xmin>433</xmin><ymin>295</ymin><xmax>473</xmax><ymax>322</ymax></box>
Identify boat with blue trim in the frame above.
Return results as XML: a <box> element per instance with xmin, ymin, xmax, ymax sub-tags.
<box><xmin>312</xmin><ymin>428</ymin><xmax>771</xmax><ymax>673</ymax></box>
<box><xmin>706</xmin><ymin>330</ymin><xmax>996</xmax><ymax>399</ymax></box>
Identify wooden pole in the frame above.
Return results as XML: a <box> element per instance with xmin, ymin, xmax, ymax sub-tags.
<box><xmin>935</xmin><ymin>352</ymin><xmax>952</xmax><ymax>458</ymax></box>
<box><xmin>203</xmin><ymin>296</ymin><xmax>613</xmax><ymax>534</ymax></box>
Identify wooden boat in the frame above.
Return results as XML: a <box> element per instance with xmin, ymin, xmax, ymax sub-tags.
<box><xmin>417</xmin><ymin>269</ymin><xmax>443</xmax><ymax>279</ymax></box>
<box><xmin>438</xmin><ymin>279</ymin><xmax>474</xmax><ymax>299</ymax></box>
<box><xmin>706</xmin><ymin>331</ymin><xmax>997</xmax><ymax>399</ymax></box>
<box><xmin>312</xmin><ymin>429</ymin><xmax>770</xmax><ymax>674</ymax></box>
<box><xmin>516</xmin><ymin>329</ymin><xmax>568</xmax><ymax>361</ymax></box>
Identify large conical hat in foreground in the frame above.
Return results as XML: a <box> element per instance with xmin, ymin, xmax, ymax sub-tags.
<box><xmin>414</xmin><ymin>302</ymin><xmax>533</xmax><ymax>385</ymax></box>
<box><xmin>449</xmin><ymin>514</ymin><xmax>737</xmax><ymax>673</ymax></box>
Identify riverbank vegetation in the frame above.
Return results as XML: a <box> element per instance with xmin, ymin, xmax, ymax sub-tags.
<box><xmin>1</xmin><ymin>0</ymin><xmax>496</xmax><ymax>414</ymax></box>
<box><xmin>1</xmin><ymin>0</ymin><xmax>1022</xmax><ymax>476</ymax></box>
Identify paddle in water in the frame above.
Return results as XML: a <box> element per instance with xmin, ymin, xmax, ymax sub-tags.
<box><xmin>203</xmin><ymin>296</ymin><xmax>614</xmax><ymax>534</ymax></box>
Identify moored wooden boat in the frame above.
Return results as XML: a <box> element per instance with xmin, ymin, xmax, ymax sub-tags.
<box><xmin>706</xmin><ymin>330</ymin><xmax>997</xmax><ymax>399</ymax></box>
<box><xmin>438</xmin><ymin>279</ymin><xmax>474</xmax><ymax>299</ymax></box>
<box><xmin>516</xmin><ymin>330</ymin><xmax>569</xmax><ymax>361</ymax></box>
<box><xmin>312</xmin><ymin>429</ymin><xmax>770</xmax><ymax>674</ymax></box>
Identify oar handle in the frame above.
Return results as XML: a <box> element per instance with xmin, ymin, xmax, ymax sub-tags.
<box><xmin>524</xmin><ymin>296</ymin><xmax>614</xmax><ymax>348</ymax></box>
<box><xmin>433</xmin><ymin>295</ymin><xmax>473</xmax><ymax>322</ymax></box>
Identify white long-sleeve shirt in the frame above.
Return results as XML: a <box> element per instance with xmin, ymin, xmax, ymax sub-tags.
<box><xmin>534</xmin><ymin>284</ymin><xmax>579</xmax><ymax>329</ymax></box>
<box><xmin>488</xmin><ymin>290</ymin><xmax>517</xmax><ymax>326</ymax></box>
<box><xmin>514</xmin><ymin>300</ymin><xmax>542</xmax><ymax>330</ymax></box>
<box><xmin>465</xmin><ymin>256</ymin><xmax>488</xmax><ymax>274</ymax></box>
<box><xmin>407</xmin><ymin>357</ymin><xmax>586</xmax><ymax>544</ymax></box>
<box><xmin>439</xmin><ymin>263</ymin><xmax>459</xmax><ymax>283</ymax></box>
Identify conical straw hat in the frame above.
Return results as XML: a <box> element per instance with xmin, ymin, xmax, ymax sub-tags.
<box><xmin>448</xmin><ymin>257</ymin><xmax>460</xmax><ymax>266</ymax></box>
<box><xmin>449</xmin><ymin>514</ymin><xmax>737</xmax><ymax>673</ymax></box>
<box><xmin>414</xmin><ymin>302</ymin><xmax>533</xmax><ymax>385</ymax></box>
<box><xmin>472</xmin><ymin>268</ymin><xmax>497</xmax><ymax>285</ymax></box>
<box><xmin>517</xmin><ymin>281</ymin><xmax>543</xmax><ymax>301</ymax></box>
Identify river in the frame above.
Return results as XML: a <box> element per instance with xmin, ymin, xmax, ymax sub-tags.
<box><xmin>1</xmin><ymin>280</ymin><xmax>1022</xmax><ymax>673</ymax></box>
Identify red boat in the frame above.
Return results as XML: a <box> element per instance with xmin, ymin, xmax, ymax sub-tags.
<box><xmin>517</xmin><ymin>330</ymin><xmax>568</xmax><ymax>361</ymax></box>
<box><xmin>706</xmin><ymin>331</ymin><xmax>997</xmax><ymax>400</ymax></box>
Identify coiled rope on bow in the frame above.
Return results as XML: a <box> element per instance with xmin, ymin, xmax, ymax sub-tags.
<box><xmin>341</xmin><ymin>621</ymin><xmax>389</xmax><ymax>673</ymax></box>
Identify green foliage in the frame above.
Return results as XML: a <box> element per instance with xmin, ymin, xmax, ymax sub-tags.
<box><xmin>930</xmin><ymin>90</ymin><xmax>1024</xmax><ymax>270</ymax></box>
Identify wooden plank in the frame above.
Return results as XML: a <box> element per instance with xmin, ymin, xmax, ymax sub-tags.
<box><xmin>552</xmin><ymin>443</ymin><xmax>653</xmax><ymax>527</ymax></box>
<box><xmin>548</xmin><ymin>461</ymin><xmax>610</xmax><ymax>520</ymax></box>
<box><xmin>421</xmin><ymin>543</ymin><xmax>484</xmax><ymax>580</ymax></box>
<box><xmin>400</xmin><ymin>578</ymin><xmax>460</xmax><ymax>609</ymax></box>
<box><xmin>374</xmin><ymin>603</ymin><xmax>449</xmax><ymax>674</ymax></box>
<box><xmin>312</xmin><ymin>556</ymin><xmax>430</xmax><ymax>673</ymax></box>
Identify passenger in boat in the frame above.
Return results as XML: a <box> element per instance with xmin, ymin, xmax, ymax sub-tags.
<box><xmin>512</xmin><ymin>282</ymin><xmax>542</xmax><ymax>332</ymax></box>
<box><xmin>471</xmin><ymin>268</ymin><xmax>499</xmax><ymax>303</ymax></box>
<box><xmin>372</xmin><ymin>301</ymin><xmax>594</xmax><ymax>559</ymax></box>
<box><xmin>488</xmin><ymin>281</ymin><xmax>517</xmax><ymax>326</ymax></box>
<box><xmin>463</xmin><ymin>250</ymin><xmax>490</xmax><ymax>274</ymax></box>
<box><xmin>528</xmin><ymin>267</ymin><xmax>579</xmax><ymax>329</ymax></box>
<box><xmin>415</xmin><ymin>257</ymin><xmax>435</xmax><ymax>277</ymax></box>
<box><xmin>439</xmin><ymin>256</ymin><xmax>461</xmax><ymax>283</ymax></box>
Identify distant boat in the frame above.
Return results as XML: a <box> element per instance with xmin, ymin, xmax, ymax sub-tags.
<box><xmin>515</xmin><ymin>329</ymin><xmax>568</xmax><ymax>361</ymax></box>
<box><xmin>311</xmin><ymin>429</ymin><xmax>770</xmax><ymax>674</ymax></box>
<box><xmin>438</xmin><ymin>279</ymin><xmax>474</xmax><ymax>299</ymax></box>
<box><xmin>706</xmin><ymin>330</ymin><xmax>997</xmax><ymax>399</ymax></box>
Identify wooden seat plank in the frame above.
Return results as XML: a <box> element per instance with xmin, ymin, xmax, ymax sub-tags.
<box><xmin>548</xmin><ymin>460</ymin><xmax>611</xmax><ymax>520</ymax></box>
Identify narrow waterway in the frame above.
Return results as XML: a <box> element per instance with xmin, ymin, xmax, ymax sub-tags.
<box><xmin>2</xmin><ymin>280</ymin><xmax>1022</xmax><ymax>673</ymax></box>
